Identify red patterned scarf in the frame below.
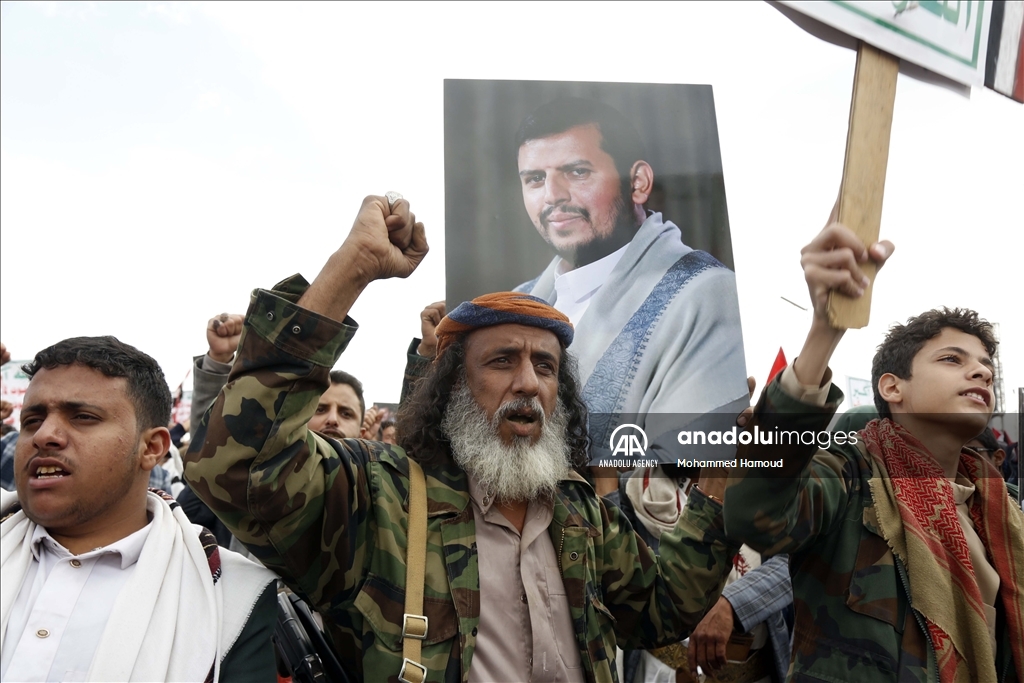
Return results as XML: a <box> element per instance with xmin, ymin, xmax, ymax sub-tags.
<box><xmin>861</xmin><ymin>418</ymin><xmax>1024</xmax><ymax>683</ymax></box>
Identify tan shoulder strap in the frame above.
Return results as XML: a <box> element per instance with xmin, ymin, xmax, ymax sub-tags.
<box><xmin>399</xmin><ymin>457</ymin><xmax>428</xmax><ymax>683</ymax></box>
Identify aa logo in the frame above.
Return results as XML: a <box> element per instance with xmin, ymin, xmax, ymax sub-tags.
<box><xmin>609</xmin><ymin>424</ymin><xmax>648</xmax><ymax>457</ymax></box>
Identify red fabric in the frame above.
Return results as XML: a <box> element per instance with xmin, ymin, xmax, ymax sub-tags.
<box><xmin>962</xmin><ymin>455</ymin><xmax>1024</xmax><ymax>680</ymax></box>
<box><xmin>1014</xmin><ymin>31</ymin><xmax>1024</xmax><ymax>103</ymax></box>
<box><xmin>861</xmin><ymin>419</ymin><xmax>1024</xmax><ymax>682</ymax></box>
<box><xmin>862</xmin><ymin>420</ymin><xmax>975</xmax><ymax>683</ymax></box>
<box><xmin>767</xmin><ymin>348</ymin><xmax>787</xmax><ymax>385</ymax></box>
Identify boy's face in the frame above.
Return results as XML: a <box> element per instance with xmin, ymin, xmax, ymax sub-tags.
<box><xmin>888</xmin><ymin>328</ymin><xmax>993</xmax><ymax>433</ymax></box>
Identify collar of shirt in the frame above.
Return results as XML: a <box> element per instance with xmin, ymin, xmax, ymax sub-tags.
<box><xmin>467</xmin><ymin>472</ymin><xmax>498</xmax><ymax>514</ymax></box>
<box><xmin>552</xmin><ymin>243</ymin><xmax>629</xmax><ymax>320</ymax></box>
<box><xmin>30</xmin><ymin>519</ymin><xmax>153</xmax><ymax>570</ymax></box>
<box><xmin>468</xmin><ymin>475</ymin><xmax>557</xmax><ymax>524</ymax></box>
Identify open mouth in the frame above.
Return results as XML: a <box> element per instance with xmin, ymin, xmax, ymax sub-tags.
<box><xmin>505</xmin><ymin>409</ymin><xmax>539</xmax><ymax>425</ymax></box>
<box><xmin>501</xmin><ymin>408</ymin><xmax>544</xmax><ymax>438</ymax></box>
<box><xmin>34</xmin><ymin>465</ymin><xmax>70</xmax><ymax>480</ymax></box>
<box><xmin>960</xmin><ymin>389</ymin><xmax>990</xmax><ymax>407</ymax></box>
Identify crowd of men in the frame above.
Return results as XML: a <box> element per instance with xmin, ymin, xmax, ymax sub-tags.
<box><xmin>1</xmin><ymin>101</ymin><xmax>1022</xmax><ymax>683</ymax></box>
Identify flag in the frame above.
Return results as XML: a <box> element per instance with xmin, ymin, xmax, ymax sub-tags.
<box><xmin>768</xmin><ymin>348</ymin><xmax>788</xmax><ymax>385</ymax></box>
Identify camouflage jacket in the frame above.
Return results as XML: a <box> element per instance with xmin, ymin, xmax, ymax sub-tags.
<box><xmin>723</xmin><ymin>377</ymin><xmax>1021</xmax><ymax>683</ymax></box>
<box><xmin>183</xmin><ymin>275</ymin><xmax>739</xmax><ymax>683</ymax></box>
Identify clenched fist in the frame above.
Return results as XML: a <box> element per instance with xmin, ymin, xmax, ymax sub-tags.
<box><xmin>299</xmin><ymin>194</ymin><xmax>430</xmax><ymax>323</ymax></box>
<box><xmin>341</xmin><ymin>195</ymin><xmax>429</xmax><ymax>284</ymax></box>
<box><xmin>206</xmin><ymin>313</ymin><xmax>245</xmax><ymax>364</ymax></box>
<box><xmin>416</xmin><ymin>301</ymin><xmax>446</xmax><ymax>358</ymax></box>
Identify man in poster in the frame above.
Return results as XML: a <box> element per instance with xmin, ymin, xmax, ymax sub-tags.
<box><xmin>512</xmin><ymin>97</ymin><xmax>749</xmax><ymax>460</ymax></box>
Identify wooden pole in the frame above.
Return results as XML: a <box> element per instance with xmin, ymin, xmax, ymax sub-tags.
<box><xmin>828</xmin><ymin>42</ymin><xmax>900</xmax><ymax>329</ymax></box>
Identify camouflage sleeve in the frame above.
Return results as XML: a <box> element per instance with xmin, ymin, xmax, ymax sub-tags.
<box><xmin>400</xmin><ymin>338</ymin><xmax>431</xmax><ymax>407</ymax></box>
<box><xmin>600</xmin><ymin>487</ymin><xmax>740</xmax><ymax>649</ymax></box>
<box><xmin>183</xmin><ymin>274</ymin><xmax>373</xmax><ymax>612</ymax></box>
<box><xmin>188</xmin><ymin>354</ymin><xmax>230</xmax><ymax>445</ymax></box>
<box><xmin>723</xmin><ymin>374</ymin><xmax>853</xmax><ymax>557</ymax></box>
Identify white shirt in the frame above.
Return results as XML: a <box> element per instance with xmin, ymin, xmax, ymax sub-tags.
<box><xmin>0</xmin><ymin>522</ymin><xmax>152</xmax><ymax>682</ymax></box>
<box><xmin>552</xmin><ymin>244</ymin><xmax>629</xmax><ymax>327</ymax></box>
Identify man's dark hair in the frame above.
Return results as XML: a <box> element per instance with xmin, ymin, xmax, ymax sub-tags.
<box><xmin>515</xmin><ymin>97</ymin><xmax>648</xmax><ymax>182</ymax></box>
<box><xmin>871</xmin><ymin>308</ymin><xmax>998</xmax><ymax>419</ymax></box>
<box><xmin>397</xmin><ymin>338</ymin><xmax>591</xmax><ymax>469</ymax></box>
<box><xmin>23</xmin><ymin>336</ymin><xmax>172</xmax><ymax>431</ymax></box>
<box><xmin>329</xmin><ymin>369</ymin><xmax>365</xmax><ymax>419</ymax></box>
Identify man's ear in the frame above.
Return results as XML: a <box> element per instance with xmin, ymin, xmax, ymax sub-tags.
<box><xmin>877</xmin><ymin>373</ymin><xmax>904</xmax><ymax>411</ymax></box>
<box><xmin>138</xmin><ymin>427</ymin><xmax>171</xmax><ymax>473</ymax></box>
<box><xmin>993</xmin><ymin>448</ymin><xmax>1006</xmax><ymax>468</ymax></box>
<box><xmin>629</xmin><ymin>161</ymin><xmax>654</xmax><ymax>206</ymax></box>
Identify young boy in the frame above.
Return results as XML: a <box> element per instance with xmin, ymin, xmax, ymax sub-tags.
<box><xmin>724</xmin><ymin>221</ymin><xmax>1023</xmax><ymax>683</ymax></box>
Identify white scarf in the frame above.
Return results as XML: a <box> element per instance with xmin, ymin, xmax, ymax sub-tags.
<box><xmin>0</xmin><ymin>489</ymin><xmax>270</xmax><ymax>682</ymax></box>
<box><xmin>625</xmin><ymin>467</ymin><xmax>683</xmax><ymax>539</ymax></box>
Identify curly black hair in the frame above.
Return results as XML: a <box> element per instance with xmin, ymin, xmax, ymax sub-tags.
<box><xmin>871</xmin><ymin>308</ymin><xmax>997</xmax><ymax>419</ymax></box>
<box><xmin>396</xmin><ymin>337</ymin><xmax>591</xmax><ymax>469</ymax></box>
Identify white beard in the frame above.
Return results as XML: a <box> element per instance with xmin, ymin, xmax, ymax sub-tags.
<box><xmin>441</xmin><ymin>380</ymin><xmax>571</xmax><ymax>502</ymax></box>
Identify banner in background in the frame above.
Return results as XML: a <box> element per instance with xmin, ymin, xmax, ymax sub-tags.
<box><xmin>1</xmin><ymin>361</ymin><xmax>32</xmax><ymax>427</ymax></box>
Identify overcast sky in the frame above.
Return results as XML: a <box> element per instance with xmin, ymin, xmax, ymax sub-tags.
<box><xmin>2</xmin><ymin>1</ymin><xmax>1021</xmax><ymax>435</ymax></box>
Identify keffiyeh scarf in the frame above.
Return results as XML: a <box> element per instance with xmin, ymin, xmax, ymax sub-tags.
<box><xmin>862</xmin><ymin>419</ymin><xmax>1024</xmax><ymax>683</ymax></box>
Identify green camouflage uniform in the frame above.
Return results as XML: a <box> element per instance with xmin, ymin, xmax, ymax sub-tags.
<box><xmin>724</xmin><ymin>377</ymin><xmax>1021</xmax><ymax>683</ymax></box>
<box><xmin>183</xmin><ymin>275</ymin><xmax>739</xmax><ymax>683</ymax></box>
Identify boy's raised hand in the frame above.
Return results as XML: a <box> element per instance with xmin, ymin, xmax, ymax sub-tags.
<box><xmin>793</xmin><ymin>211</ymin><xmax>894</xmax><ymax>388</ymax></box>
<box><xmin>801</xmin><ymin>222</ymin><xmax>893</xmax><ymax>322</ymax></box>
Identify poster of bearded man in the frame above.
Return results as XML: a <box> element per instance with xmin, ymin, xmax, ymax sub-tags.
<box><xmin>444</xmin><ymin>79</ymin><xmax>750</xmax><ymax>464</ymax></box>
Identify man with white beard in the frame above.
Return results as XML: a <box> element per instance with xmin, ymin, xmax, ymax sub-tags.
<box><xmin>184</xmin><ymin>193</ymin><xmax>740</xmax><ymax>683</ymax></box>
<box><xmin>442</xmin><ymin>378</ymin><xmax>571</xmax><ymax>504</ymax></box>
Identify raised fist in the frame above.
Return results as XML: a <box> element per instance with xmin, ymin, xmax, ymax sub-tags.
<box><xmin>206</xmin><ymin>313</ymin><xmax>245</xmax><ymax>364</ymax></box>
<box><xmin>340</xmin><ymin>195</ymin><xmax>429</xmax><ymax>284</ymax></box>
<box><xmin>416</xmin><ymin>301</ymin><xmax>447</xmax><ymax>358</ymax></box>
<box><xmin>361</xmin><ymin>405</ymin><xmax>384</xmax><ymax>440</ymax></box>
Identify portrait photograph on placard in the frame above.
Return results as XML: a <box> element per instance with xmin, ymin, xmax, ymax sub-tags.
<box><xmin>444</xmin><ymin>79</ymin><xmax>750</xmax><ymax>463</ymax></box>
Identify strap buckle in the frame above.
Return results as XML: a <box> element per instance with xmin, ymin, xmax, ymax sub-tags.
<box><xmin>402</xmin><ymin>613</ymin><xmax>429</xmax><ymax>640</ymax></box>
<box><xmin>399</xmin><ymin>657</ymin><xmax>427</xmax><ymax>683</ymax></box>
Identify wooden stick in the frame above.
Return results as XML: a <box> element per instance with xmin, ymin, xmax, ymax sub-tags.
<box><xmin>828</xmin><ymin>42</ymin><xmax>899</xmax><ymax>329</ymax></box>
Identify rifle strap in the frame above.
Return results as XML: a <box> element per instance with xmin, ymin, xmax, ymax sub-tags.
<box><xmin>399</xmin><ymin>458</ymin><xmax>428</xmax><ymax>683</ymax></box>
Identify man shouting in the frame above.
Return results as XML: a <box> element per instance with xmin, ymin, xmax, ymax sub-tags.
<box><xmin>184</xmin><ymin>194</ymin><xmax>738</xmax><ymax>682</ymax></box>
